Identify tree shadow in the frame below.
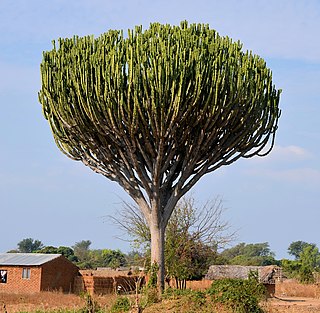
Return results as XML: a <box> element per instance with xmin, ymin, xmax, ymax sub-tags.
<box><xmin>274</xmin><ymin>296</ymin><xmax>306</xmax><ymax>303</ymax></box>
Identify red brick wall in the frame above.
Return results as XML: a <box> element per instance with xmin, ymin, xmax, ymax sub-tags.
<box><xmin>0</xmin><ymin>256</ymin><xmax>79</xmax><ymax>294</ymax></box>
<box><xmin>0</xmin><ymin>266</ymin><xmax>42</xmax><ymax>293</ymax></box>
<box><xmin>40</xmin><ymin>256</ymin><xmax>79</xmax><ymax>292</ymax></box>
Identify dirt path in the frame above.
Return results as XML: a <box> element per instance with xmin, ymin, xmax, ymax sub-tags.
<box><xmin>268</xmin><ymin>296</ymin><xmax>320</xmax><ymax>312</ymax></box>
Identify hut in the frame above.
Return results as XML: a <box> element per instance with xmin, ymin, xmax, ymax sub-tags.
<box><xmin>205</xmin><ymin>265</ymin><xmax>282</xmax><ymax>297</ymax></box>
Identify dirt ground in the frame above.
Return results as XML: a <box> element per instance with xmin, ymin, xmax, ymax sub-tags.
<box><xmin>2</xmin><ymin>280</ymin><xmax>320</xmax><ymax>313</ymax></box>
<box><xmin>267</xmin><ymin>297</ymin><xmax>320</xmax><ymax>312</ymax></box>
<box><xmin>1</xmin><ymin>293</ymin><xmax>320</xmax><ymax>313</ymax></box>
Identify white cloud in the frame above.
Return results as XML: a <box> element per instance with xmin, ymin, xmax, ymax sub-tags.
<box><xmin>253</xmin><ymin>144</ymin><xmax>313</xmax><ymax>163</ymax></box>
<box><xmin>249</xmin><ymin>167</ymin><xmax>320</xmax><ymax>184</ymax></box>
<box><xmin>272</xmin><ymin>145</ymin><xmax>313</xmax><ymax>160</ymax></box>
<box><xmin>246</xmin><ymin>145</ymin><xmax>318</xmax><ymax>184</ymax></box>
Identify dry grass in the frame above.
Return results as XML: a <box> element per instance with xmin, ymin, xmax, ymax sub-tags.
<box><xmin>142</xmin><ymin>296</ymin><xmax>230</xmax><ymax>313</ymax></box>
<box><xmin>1</xmin><ymin>280</ymin><xmax>320</xmax><ymax>313</ymax></box>
<box><xmin>185</xmin><ymin>279</ymin><xmax>212</xmax><ymax>290</ymax></box>
<box><xmin>275</xmin><ymin>280</ymin><xmax>320</xmax><ymax>298</ymax></box>
<box><xmin>0</xmin><ymin>291</ymin><xmax>119</xmax><ymax>313</ymax></box>
<box><xmin>0</xmin><ymin>291</ymin><xmax>83</xmax><ymax>312</ymax></box>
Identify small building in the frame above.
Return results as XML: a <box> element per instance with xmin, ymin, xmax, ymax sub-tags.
<box><xmin>205</xmin><ymin>265</ymin><xmax>283</xmax><ymax>297</ymax></box>
<box><xmin>0</xmin><ymin>253</ymin><xmax>79</xmax><ymax>293</ymax></box>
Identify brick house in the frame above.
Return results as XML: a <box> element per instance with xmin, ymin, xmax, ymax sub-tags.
<box><xmin>0</xmin><ymin>253</ymin><xmax>79</xmax><ymax>293</ymax></box>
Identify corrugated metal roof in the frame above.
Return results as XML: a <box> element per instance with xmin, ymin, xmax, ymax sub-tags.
<box><xmin>0</xmin><ymin>253</ymin><xmax>61</xmax><ymax>266</ymax></box>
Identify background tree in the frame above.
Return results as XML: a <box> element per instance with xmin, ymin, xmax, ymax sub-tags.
<box><xmin>73</xmin><ymin>240</ymin><xmax>92</xmax><ymax>266</ymax></box>
<box><xmin>100</xmin><ymin>249</ymin><xmax>127</xmax><ymax>269</ymax></box>
<box><xmin>70</xmin><ymin>241</ymin><xmax>127</xmax><ymax>269</ymax></box>
<box><xmin>111</xmin><ymin>196</ymin><xmax>235</xmax><ymax>287</ymax></box>
<box><xmin>126</xmin><ymin>250</ymin><xmax>145</xmax><ymax>268</ymax></box>
<box><xmin>282</xmin><ymin>242</ymin><xmax>320</xmax><ymax>283</ymax></box>
<box><xmin>37</xmin><ymin>245</ymin><xmax>78</xmax><ymax>262</ymax></box>
<box><xmin>39</xmin><ymin>21</ymin><xmax>281</xmax><ymax>290</ymax></box>
<box><xmin>288</xmin><ymin>241</ymin><xmax>316</xmax><ymax>260</ymax></box>
<box><xmin>37</xmin><ymin>246</ymin><xmax>58</xmax><ymax>254</ymax></box>
<box><xmin>57</xmin><ymin>246</ymin><xmax>78</xmax><ymax>261</ymax></box>
<box><xmin>219</xmin><ymin>242</ymin><xmax>279</xmax><ymax>266</ymax></box>
<box><xmin>17</xmin><ymin>238</ymin><xmax>44</xmax><ymax>253</ymax></box>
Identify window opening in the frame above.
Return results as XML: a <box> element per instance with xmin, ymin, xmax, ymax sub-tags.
<box><xmin>22</xmin><ymin>268</ymin><xmax>31</xmax><ymax>279</ymax></box>
<box><xmin>0</xmin><ymin>270</ymin><xmax>7</xmax><ymax>283</ymax></box>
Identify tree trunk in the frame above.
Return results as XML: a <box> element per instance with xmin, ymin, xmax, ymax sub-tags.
<box><xmin>150</xmin><ymin>218</ymin><xmax>166</xmax><ymax>293</ymax></box>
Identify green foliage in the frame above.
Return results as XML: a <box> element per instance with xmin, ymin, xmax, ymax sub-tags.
<box><xmin>114</xmin><ymin>197</ymin><xmax>230</xmax><ymax>286</ymax></box>
<box><xmin>164</xmin><ymin>199</ymin><xmax>219</xmax><ymax>284</ymax></box>
<box><xmin>37</xmin><ymin>246</ymin><xmax>59</xmax><ymax>254</ymax></box>
<box><xmin>126</xmin><ymin>250</ymin><xmax>145</xmax><ymax>268</ymax></box>
<box><xmin>39</xmin><ymin>20</ymin><xmax>281</xmax><ymax>291</ymax></box>
<box><xmin>162</xmin><ymin>287</ymin><xmax>194</xmax><ymax>298</ymax></box>
<box><xmin>39</xmin><ymin>22</ymin><xmax>280</xmax><ymax>176</ymax></box>
<box><xmin>31</xmin><ymin>240</ymin><xmax>127</xmax><ymax>269</ymax></box>
<box><xmin>163</xmin><ymin>288</ymin><xmax>207</xmax><ymax>309</ymax></box>
<box><xmin>220</xmin><ymin>242</ymin><xmax>279</xmax><ymax>266</ymax></box>
<box><xmin>37</xmin><ymin>245</ymin><xmax>78</xmax><ymax>262</ymax></box>
<box><xmin>101</xmin><ymin>249</ymin><xmax>127</xmax><ymax>269</ymax></box>
<box><xmin>110</xmin><ymin>296</ymin><xmax>131</xmax><ymax>312</ymax></box>
<box><xmin>74</xmin><ymin>248</ymin><xmax>127</xmax><ymax>269</ymax></box>
<box><xmin>207</xmin><ymin>276</ymin><xmax>266</xmax><ymax>313</ymax></box>
<box><xmin>57</xmin><ymin>246</ymin><xmax>77</xmax><ymax>259</ymax></box>
<box><xmin>73</xmin><ymin>240</ymin><xmax>92</xmax><ymax>254</ymax></box>
<box><xmin>147</xmin><ymin>262</ymin><xmax>159</xmax><ymax>288</ymax></box>
<box><xmin>73</xmin><ymin>240</ymin><xmax>92</xmax><ymax>267</ymax></box>
<box><xmin>79</xmin><ymin>292</ymin><xmax>100</xmax><ymax>313</ymax></box>
<box><xmin>282</xmin><ymin>243</ymin><xmax>320</xmax><ymax>283</ymax></box>
<box><xmin>190</xmin><ymin>290</ymin><xmax>207</xmax><ymax>307</ymax></box>
<box><xmin>139</xmin><ymin>286</ymin><xmax>160</xmax><ymax>308</ymax></box>
<box><xmin>288</xmin><ymin>241</ymin><xmax>316</xmax><ymax>260</ymax></box>
<box><xmin>17</xmin><ymin>238</ymin><xmax>44</xmax><ymax>253</ymax></box>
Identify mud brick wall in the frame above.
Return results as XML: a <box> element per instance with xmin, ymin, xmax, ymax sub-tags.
<box><xmin>40</xmin><ymin>256</ymin><xmax>79</xmax><ymax>292</ymax></box>
<box><xmin>93</xmin><ymin>277</ymin><xmax>114</xmax><ymax>294</ymax></box>
<box><xmin>75</xmin><ymin>274</ymin><xmax>143</xmax><ymax>295</ymax></box>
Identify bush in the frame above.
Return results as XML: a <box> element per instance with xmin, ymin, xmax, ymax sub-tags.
<box><xmin>207</xmin><ymin>277</ymin><xmax>266</xmax><ymax>313</ymax></box>
<box><xmin>110</xmin><ymin>296</ymin><xmax>131</xmax><ymax>312</ymax></box>
<box><xmin>139</xmin><ymin>286</ymin><xmax>160</xmax><ymax>308</ymax></box>
<box><xmin>162</xmin><ymin>288</ymin><xmax>211</xmax><ymax>312</ymax></box>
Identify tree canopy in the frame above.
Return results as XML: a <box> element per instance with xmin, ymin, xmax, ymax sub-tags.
<box><xmin>39</xmin><ymin>21</ymin><xmax>281</xmax><ymax>218</ymax></box>
<box><xmin>283</xmin><ymin>241</ymin><xmax>320</xmax><ymax>283</ymax></box>
<box><xmin>39</xmin><ymin>21</ymin><xmax>281</xmax><ymax>290</ymax></box>
<box><xmin>17</xmin><ymin>238</ymin><xmax>44</xmax><ymax>253</ymax></box>
<box><xmin>219</xmin><ymin>242</ymin><xmax>278</xmax><ymax>266</ymax></box>
<box><xmin>288</xmin><ymin>241</ymin><xmax>316</xmax><ymax>260</ymax></box>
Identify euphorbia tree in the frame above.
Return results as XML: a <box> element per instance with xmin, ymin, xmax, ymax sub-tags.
<box><xmin>39</xmin><ymin>21</ymin><xmax>281</xmax><ymax>291</ymax></box>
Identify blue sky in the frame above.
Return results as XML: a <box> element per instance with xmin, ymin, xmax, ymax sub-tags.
<box><xmin>0</xmin><ymin>0</ymin><xmax>319</xmax><ymax>259</ymax></box>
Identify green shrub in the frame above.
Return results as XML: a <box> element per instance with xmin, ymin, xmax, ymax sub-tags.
<box><xmin>163</xmin><ymin>287</ymin><xmax>194</xmax><ymax>299</ymax></box>
<box><xmin>190</xmin><ymin>290</ymin><xmax>206</xmax><ymax>307</ymax></box>
<box><xmin>207</xmin><ymin>277</ymin><xmax>266</xmax><ymax>313</ymax></box>
<box><xmin>110</xmin><ymin>296</ymin><xmax>131</xmax><ymax>312</ymax></box>
<box><xmin>139</xmin><ymin>286</ymin><xmax>160</xmax><ymax>308</ymax></box>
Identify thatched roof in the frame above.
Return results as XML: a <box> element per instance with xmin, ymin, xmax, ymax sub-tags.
<box><xmin>205</xmin><ymin>265</ymin><xmax>281</xmax><ymax>284</ymax></box>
